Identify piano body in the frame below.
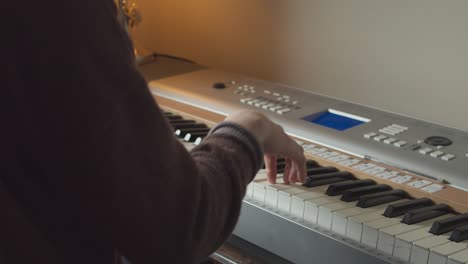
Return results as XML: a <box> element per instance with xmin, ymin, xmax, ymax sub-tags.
<box><xmin>139</xmin><ymin>59</ymin><xmax>468</xmax><ymax>264</ymax></box>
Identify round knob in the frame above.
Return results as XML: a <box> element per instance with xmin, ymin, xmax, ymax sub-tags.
<box><xmin>213</xmin><ymin>82</ymin><xmax>226</xmax><ymax>89</ymax></box>
<box><xmin>424</xmin><ymin>136</ymin><xmax>453</xmax><ymax>147</ymax></box>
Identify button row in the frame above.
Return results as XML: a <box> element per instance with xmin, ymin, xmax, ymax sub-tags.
<box><xmin>264</xmin><ymin>90</ymin><xmax>299</xmax><ymax>105</ymax></box>
<box><xmin>234</xmin><ymin>85</ymin><xmax>256</xmax><ymax>96</ymax></box>
<box><xmin>240</xmin><ymin>97</ymin><xmax>294</xmax><ymax>115</ymax></box>
<box><xmin>379</xmin><ymin>124</ymin><xmax>408</xmax><ymax>136</ymax></box>
<box><xmin>364</xmin><ymin>132</ymin><xmax>457</xmax><ymax>161</ymax></box>
<box><xmin>363</xmin><ymin>132</ymin><xmax>407</xmax><ymax>148</ymax></box>
<box><xmin>418</xmin><ymin>147</ymin><xmax>456</xmax><ymax>161</ymax></box>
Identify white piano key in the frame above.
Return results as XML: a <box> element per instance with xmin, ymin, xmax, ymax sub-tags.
<box><xmin>394</xmin><ymin>228</ymin><xmax>438</xmax><ymax>262</ymax></box>
<box><xmin>429</xmin><ymin>241</ymin><xmax>468</xmax><ymax>264</ymax></box>
<box><xmin>277</xmin><ymin>187</ymin><xmax>309</xmax><ymax>215</ymax></box>
<box><xmin>346</xmin><ymin>210</ymin><xmax>388</xmax><ymax>242</ymax></box>
<box><xmin>332</xmin><ymin>199</ymin><xmax>408</xmax><ymax>236</ymax></box>
<box><xmin>317</xmin><ymin>201</ymin><xmax>357</xmax><ymax>230</ymax></box>
<box><xmin>304</xmin><ymin>196</ymin><xmax>341</xmax><ymax>225</ymax></box>
<box><xmin>378</xmin><ymin>215</ymin><xmax>452</xmax><ymax>256</ymax></box>
<box><xmin>410</xmin><ymin>234</ymin><xmax>452</xmax><ymax>264</ymax></box>
<box><xmin>265</xmin><ymin>180</ymin><xmax>293</xmax><ymax>209</ymax></box>
<box><xmin>246</xmin><ymin>171</ymin><xmax>267</xmax><ymax>198</ymax></box>
<box><xmin>290</xmin><ymin>188</ymin><xmax>328</xmax><ymax>221</ymax></box>
<box><xmin>361</xmin><ymin>217</ymin><xmax>402</xmax><ymax>248</ymax></box>
<box><xmin>333</xmin><ymin>207</ymin><xmax>379</xmax><ymax>236</ymax></box>
<box><xmin>448</xmin><ymin>249</ymin><xmax>468</xmax><ymax>264</ymax></box>
<box><xmin>252</xmin><ymin>180</ymin><xmax>269</xmax><ymax>205</ymax></box>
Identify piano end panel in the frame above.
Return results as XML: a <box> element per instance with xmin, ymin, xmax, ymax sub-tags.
<box><xmin>233</xmin><ymin>201</ymin><xmax>393</xmax><ymax>264</ymax></box>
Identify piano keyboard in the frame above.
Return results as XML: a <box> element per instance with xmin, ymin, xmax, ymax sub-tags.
<box><xmin>161</xmin><ymin>108</ymin><xmax>468</xmax><ymax>264</ymax></box>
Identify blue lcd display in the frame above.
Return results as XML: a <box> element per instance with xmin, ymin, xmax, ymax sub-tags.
<box><xmin>302</xmin><ymin>110</ymin><xmax>367</xmax><ymax>131</ymax></box>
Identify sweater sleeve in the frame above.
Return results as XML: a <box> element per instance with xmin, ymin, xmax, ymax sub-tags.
<box><xmin>5</xmin><ymin>0</ymin><xmax>262</xmax><ymax>263</ymax></box>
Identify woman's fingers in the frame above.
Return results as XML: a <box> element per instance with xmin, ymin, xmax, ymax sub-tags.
<box><xmin>264</xmin><ymin>154</ymin><xmax>277</xmax><ymax>184</ymax></box>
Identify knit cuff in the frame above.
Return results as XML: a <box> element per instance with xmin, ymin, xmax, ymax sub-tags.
<box><xmin>208</xmin><ymin>122</ymin><xmax>264</xmax><ymax>175</ymax></box>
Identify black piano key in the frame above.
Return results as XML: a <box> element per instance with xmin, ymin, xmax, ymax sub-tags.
<box><xmin>261</xmin><ymin>158</ymin><xmax>286</xmax><ymax>170</ymax></box>
<box><xmin>307</xmin><ymin>166</ymin><xmax>338</xmax><ymax>176</ymax></box>
<box><xmin>306</xmin><ymin>160</ymin><xmax>319</xmax><ymax>168</ymax></box>
<box><xmin>276</xmin><ymin>162</ymin><xmax>287</xmax><ymax>173</ymax></box>
<box><xmin>430</xmin><ymin>213</ymin><xmax>468</xmax><ymax>235</ymax></box>
<box><xmin>175</xmin><ymin>127</ymin><xmax>210</xmax><ymax>138</ymax></box>
<box><xmin>303</xmin><ymin>171</ymin><xmax>355</xmax><ymax>187</ymax></box>
<box><xmin>184</xmin><ymin>131</ymin><xmax>209</xmax><ymax>142</ymax></box>
<box><xmin>383</xmin><ymin>198</ymin><xmax>434</xmax><ymax>218</ymax></box>
<box><xmin>450</xmin><ymin>224</ymin><xmax>468</xmax><ymax>242</ymax></box>
<box><xmin>326</xmin><ymin>179</ymin><xmax>375</xmax><ymax>196</ymax></box>
<box><xmin>356</xmin><ymin>189</ymin><xmax>409</xmax><ymax>208</ymax></box>
<box><xmin>169</xmin><ymin>120</ymin><xmax>197</xmax><ymax>125</ymax></box>
<box><xmin>401</xmin><ymin>204</ymin><xmax>453</xmax><ymax>225</ymax></box>
<box><xmin>166</xmin><ymin>115</ymin><xmax>183</xmax><ymax>120</ymax></box>
<box><xmin>341</xmin><ymin>184</ymin><xmax>391</xmax><ymax>202</ymax></box>
<box><xmin>172</xmin><ymin>123</ymin><xmax>207</xmax><ymax>130</ymax></box>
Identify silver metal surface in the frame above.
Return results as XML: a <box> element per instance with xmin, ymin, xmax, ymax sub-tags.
<box><xmin>148</xmin><ymin>69</ymin><xmax>468</xmax><ymax>190</ymax></box>
<box><xmin>234</xmin><ymin>199</ymin><xmax>396</xmax><ymax>264</ymax></box>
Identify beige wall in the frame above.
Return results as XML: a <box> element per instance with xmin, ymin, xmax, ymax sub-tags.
<box><xmin>132</xmin><ymin>0</ymin><xmax>468</xmax><ymax>132</ymax></box>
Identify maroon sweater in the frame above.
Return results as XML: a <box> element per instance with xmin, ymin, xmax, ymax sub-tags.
<box><xmin>1</xmin><ymin>1</ymin><xmax>262</xmax><ymax>263</ymax></box>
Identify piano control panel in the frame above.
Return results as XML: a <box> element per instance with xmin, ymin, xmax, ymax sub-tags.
<box><xmin>149</xmin><ymin>69</ymin><xmax>468</xmax><ymax>190</ymax></box>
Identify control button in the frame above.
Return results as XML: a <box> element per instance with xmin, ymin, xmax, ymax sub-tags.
<box><xmin>383</xmin><ymin>138</ymin><xmax>397</xmax><ymax>144</ymax></box>
<box><xmin>418</xmin><ymin>147</ymin><xmax>433</xmax><ymax>155</ymax></box>
<box><xmin>254</xmin><ymin>100</ymin><xmax>269</xmax><ymax>107</ymax></box>
<box><xmin>391</xmin><ymin>124</ymin><xmax>408</xmax><ymax>130</ymax></box>
<box><xmin>262</xmin><ymin>103</ymin><xmax>276</xmax><ymax>109</ymax></box>
<box><xmin>277</xmin><ymin>108</ymin><xmax>292</xmax><ymax>115</ymax></box>
<box><xmin>379</xmin><ymin>128</ymin><xmax>397</xmax><ymax>136</ymax></box>
<box><xmin>240</xmin><ymin>98</ymin><xmax>253</xmax><ymax>104</ymax></box>
<box><xmin>264</xmin><ymin>90</ymin><xmax>271</xmax><ymax>94</ymax></box>
<box><xmin>269</xmin><ymin>105</ymin><xmax>283</xmax><ymax>112</ymax></box>
<box><xmin>441</xmin><ymin>154</ymin><xmax>456</xmax><ymax>161</ymax></box>
<box><xmin>273</xmin><ymin>93</ymin><xmax>281</xmax><ymax>97</ymax></box>
<box><xmin>292</xmin><ymin>101</ymin><xmax>299</xmax><ymax>105</ymax></box>
<box><xmin>373</xmin><ymin>135</ymin><xmax>387</xmax><ymax>142</ymax></box>
<box><xmin>213</xmin><ymin>82</ymin><xmax>226</xmax><ymax>89</ymax></box>
<box><xmin>394</xmin><ymin>141</ymin><xmax>407</xmax><ymax>147</ymax></box>
<box><xmin>237</xmin><ymin>86</ymin><xmax>243</xmax><ymax>90</ymax></box>
<box><xmin>430</xmin><ymin>151</ymin><xmax>445</xmax><ymax>158</ymax></box>
<box><xmin>424</xmin><ymin>136</ymin><xmax>453</xmax><ymax>147</ymax></box>
<box><xmin>247</xmin><ymin>99</ymin><xmax>260</xmax><ymax>105</ymax></box>
<box><xmin>363</xmin><ymin>132</ymin><xmax>378</xmax><ymax>139</ymax></box>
